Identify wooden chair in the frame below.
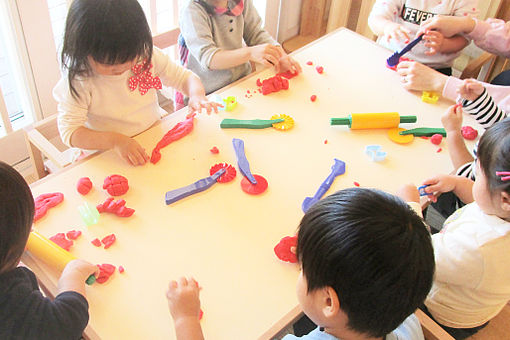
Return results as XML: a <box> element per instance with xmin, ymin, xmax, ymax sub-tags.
<box><xmin>460</xmin><ymin>52</ymin><xmax>498</xmax><ymax>82</ymax></box>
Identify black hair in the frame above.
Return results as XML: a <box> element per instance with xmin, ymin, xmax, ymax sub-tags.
<box><xmin>0</xmin><ymin>162</ymin><xmax>34</xmax><ymax>274</ymax></box>
<box><xmin>477</xmin><ymin>118</ymin><xmax>510</xmax><ymax>195</ymax></box>
<box><xmin>61</xmin><ymin>0</ymin><xmax>153</xmax><ymax>98</ymax></box>
<box><xmin>297</xmin><ymin>188</ymin><xmax>434</xmax><ymax>338</ymax></box>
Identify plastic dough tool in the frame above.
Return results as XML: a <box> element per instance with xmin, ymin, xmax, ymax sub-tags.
<box><xmin>386</xmin><ymin>34</ymin><xmax>424</xmax><ymax>67</ymax></box>
<box><xmin>331</xmin><ymin>112</ymin><xmax>416</xmax><ymax>129</ymax></box>
<box><xmin>232</xmin><ymin>138</ymin><xmax>257</xmax><ymax>184</ymax></box>
<box><xmin>220</xmin><ymin>118</ymin><xmax>285</xmax><ymax>129</ymax></box>
<box><xmin>399</xmin><ymin>127</ymin><xmax>447</xmax><ymax>137</ymax></box>
<box><xmin>302</xmin><ymin>159</ymin><xmax>346</xmax><ymax>213</ymax></box>
<box><xmin>165</xmin><ymin>168</ymin><xmax>226</xmax><ymax>205</ymax></box>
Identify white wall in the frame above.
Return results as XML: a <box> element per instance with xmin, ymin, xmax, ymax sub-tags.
<box><xmin>277</xmin><ymin>0</ymin><xmax>302</xmax><ymax>43</ymax></box>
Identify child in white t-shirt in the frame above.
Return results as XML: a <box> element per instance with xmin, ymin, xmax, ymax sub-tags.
<box><xmin>368</xmin><ymin>0</ymin><xmax>478</xmax><ymax>75</ymax></box>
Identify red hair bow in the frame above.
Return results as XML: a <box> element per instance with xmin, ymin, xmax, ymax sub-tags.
<box><xmin>128</xmin><ymin>62</ymin><xmax>162</xmax><ymax>95</ymax></box>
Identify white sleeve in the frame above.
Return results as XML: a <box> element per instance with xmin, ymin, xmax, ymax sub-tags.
<box><xmin>432</xmin><ymin>228</ymin><xmax>484</xmax><ymax>289</ymax></box>
<box><xmin>53</xmin><ymin>77</ymin><xmax>90</xmax><ymax>147</ymax></box>
<box><xmin>368</xmin><ymin>0</ymin><xmax>403</xmax><ymax>33</ymax></box>
<box><xmin>152</xmin><ymin>48</ymin><xmax>193</xmax><ymax>92</ymax></box>
<box><xmin>451</xmin><ymin>0</ymin><xmax>479</xmax><ymax>18</ymax></box>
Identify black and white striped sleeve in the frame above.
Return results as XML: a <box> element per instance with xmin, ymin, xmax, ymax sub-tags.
<box><xmin>462</xmin><ymin>88</ymin><xmax>508</xmax><ymax>129</ymax></box>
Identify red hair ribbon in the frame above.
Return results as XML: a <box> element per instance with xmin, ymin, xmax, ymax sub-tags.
<box><xmin>128</xmin><ymin>62</ymin><xmax>162</xmax><ymax>95</ymax></box>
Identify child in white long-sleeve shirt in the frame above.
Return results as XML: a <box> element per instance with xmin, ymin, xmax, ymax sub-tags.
<box><xmin>54</xmin><ymin>0</ymin><xmax>219</xmax><ymax>166</ymax></box>
<box><xmin>400</xmin><ymin>119</ymin><xmax>510</xmax><ymax>339</ymax></box>
<box><xmin>368</xmin><ymin>0</ymin><xmax>478</xmax><ymax>75</ymax></box>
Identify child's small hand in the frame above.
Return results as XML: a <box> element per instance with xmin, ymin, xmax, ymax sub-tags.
<box><xmin>58</xmin><ymin>259</ymin><xmax>98</xmax><ymax>295</ymax></box>
<box><xmin>423</xmin><ymin>30</ymin><xmax>445</xmax><ymax>55</ymax></box>
<box><xmin>167</xmin><ymin>277</ymin><xmax>201</xmax><ymax>322</ymax></box>
<box><xmin>112</xmin><ymin>134</ymin><xmax>149</xmax><ymax>166</ymax></box>
<box><xmin>397</xmin><ymin>184</ymin><xmax>420</xmax><ymax>203</ymax></box>
<box><xmin>384</xmin><ymin>22</ymin><xmax>411</xmax><ymax>43</ymax></box>
<box><xmin>441</xmin><ymin>104</ymin><xmax>463</xmax><ymax>134</ymax></box>
<box><xmin>457</xmin><ymin>79</ymin><xmax>484</xmax><ymax>101</ymax></box>
<box><xmin>249</xmin><ymin>44</ymin><xmax>283</xmax><ymax>70</ymax></box>
<box><xmin>421</xmin><ymin>174</ymin><xmax>457</xmax><ymax>202</ymax></box>
<box><xmin>188</xmin><ymin>95</ymin><xmax>222</xmax><ymax>114</ymax></box>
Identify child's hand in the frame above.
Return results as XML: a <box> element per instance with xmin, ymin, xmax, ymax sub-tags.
<box><xmin>112</xmin><ymin>134</ymin><xmax>149</xmax><ymax>166</ymax></box>
<box><xmin>276</xmin><ymin>46</ymin><xmax>302</xmax><ymax>74</ymax></box>
<box><xmin>188</xmin><ymin>95</ymin><xmax>222</xmax><ymax>115</ymax></box>
<box><xmin>441</xmin><ymin>104</ymin><xmax>463</xmax><ymax>134</ymax></box>
<box><xmin>397</xmin><ymin>184</ymin><xmax>420</xmax><ymax>203</ymax></box>
<box><xmin>167</xmin><ymin>277</ymin><xmax>201</xmax><ymax>322</ymax></box>
<box><xmin>423</xmin><ymin>30</ymin><xmax>445</xmax><ymax>55</ymax></box>
<box><xmin>384</xmin><ymin>22</ymin><xmax>411</xmax><ymax>43</ymax></box>
<box><xmin>58</xmin><ymin>259</ymin><xmax>98</xmax><ymax>296</ymax></box>
<box><xmin>249</xmin><ymin>44</ymin><xmax>283</xmax><ymax>70</ymax></box>
<box><xmin>421</xmin><ymin>174</ymin><xmax>458</xmax><ymax>202</ymax></box>
<box><xmin>457</xmin><ymin>79</ymin><xmax>484</xmax><ymax>101</ymax></box>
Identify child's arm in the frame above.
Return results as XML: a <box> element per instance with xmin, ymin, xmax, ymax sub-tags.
<box><xmin>183</xmin><ymin>73</ymin><xmax>222</xmax><ymax>114</ymax></box>
<box><xmin>70</xmin><ymin>127</ymin><xmax>150</xmax><ymax>166</ymax></box>
<box><xmin>58</xmin><ymin>259</ymin><xmax>98</xmax><ymax>297</ymax></box>
<box><xmin>208</xmin><ymin>44</ymin><xmax>282</xmax><ymax>70</ymax></box>
<box><xmin>167</xmin><ymin>277</ymin><xmax>204</xmax><ymax>340</ymax></box>
<box><xmin>441</xmin><ymin>104</ymin><xmax>474</xmax><ymax>171</ymax></box>
<box><xmin>422</xmin><ymin>174</ymin><xmax>474</xmax><ymax>204</ymax></box>
<box><xmin>368</xmin><ymin>1</ymin><xmax>410</xmax><ymax>43</ymax></box>
<box><xmin>423</xmin><ymin>31</ymin><xmax>469</xmax><ymax>55</ymax></box>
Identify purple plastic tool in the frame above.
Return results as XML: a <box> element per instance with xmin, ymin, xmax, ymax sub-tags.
<box><xmin>302</xmin><ymin>159</ymin><xmax>346</xmax><ymax>213</ymax></box>
<box><xmin>165</xmin><ymin>168</ymin><xmax>226</xmax><ymax>205</ymax></box>
<box><xmin>232</xmin><ymin>138</ymin><xmax>257</xmax><ymax>184</ymax></box>
<box><xmin>418</xmin><ymin>185</ymin><xmax>433</xmax><ymax>197</ymax></box>
<box><xmin>386</xmin><ymin>35</ymin><xmax>424</xmax><ymax>67</ymax></box>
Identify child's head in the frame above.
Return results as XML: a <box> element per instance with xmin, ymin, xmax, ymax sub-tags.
<box><xmin>296</xmin><ymin>188</ymin><xmax>434</xmax><ymax>338</ymax></box>
<box><xmin>0</xmin><ymin>162</ymin><xmax>34</xmax><ymax>274</ymax></box>
<box><xmin>61</xmin><ymin>0</ymin><xmax>153</xmax><ymax>95</ymax></box>
<box><xmin>474</xmin><ymin>118</ymin><xmax>510</xmax><ymax>218</ymax></box>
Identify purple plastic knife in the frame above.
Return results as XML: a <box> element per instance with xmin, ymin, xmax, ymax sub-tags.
<box><xmin>165</xmin><ymin>168</ymin><xmax>226</xmax><ymax>205</ymax></box>
<box><xmin>302</xmin><ymin>159</ymin><xmax>346</xmax><ymax>213</ymax></box>
<box><xmin>232</xmin><ymin>138</ymin><xmax>257</xmax><ymax>184</ymax></box>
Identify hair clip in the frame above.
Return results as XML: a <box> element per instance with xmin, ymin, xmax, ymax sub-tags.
<box><xmin>496</xmin><ymin>171</ymin><xmax>510</xmax><ymax>181</ymax></box>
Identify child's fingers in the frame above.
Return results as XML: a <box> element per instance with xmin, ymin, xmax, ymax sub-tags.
<box><xmin>179</xmin><ymin>277</ymin><xmax>189</xmax><ymax>287</ymax></box>
<box><xmin>292</xmin><ymin>59</ymin><xmax>302</xmax><ymax>73</ymax></box>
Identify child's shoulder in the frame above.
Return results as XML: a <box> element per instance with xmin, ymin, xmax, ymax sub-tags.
<box><xmin>0</xmin><ymin>266</ymin><xmax>39</xmax><ymax>297</ymax></box>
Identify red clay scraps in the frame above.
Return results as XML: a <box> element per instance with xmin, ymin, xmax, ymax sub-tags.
<box><xmin>49</xmin><ymin>233</ymin><xmax>73</xmax><ymax>251</ymax></box>
<box><xmin>66</xmin><ymin>230</ymin><xmax>82</xmax><ymax>240</ymax></box>
<box><xmin>96</xmin><ymin>264</ymin><xmax>116</xmax><ymax>284</ymax></box>
<box><xmin>34</xmin><ymin>192</ymin><xmax>64</xmax><ymax>222</ymax></box>
<box><xmin>257</xmin><ymin>74</ymin><xmax>289</xmax><ymax>95</ymax></box>
<box><xmin>96</xmin><ymin>197</ymin><xmax>135</xmax><ymax>217</ymax></box>
<box><xmin>101</xmin><ymin>234</ymin><xmax>116</xmax><ymax>249</ymax></box>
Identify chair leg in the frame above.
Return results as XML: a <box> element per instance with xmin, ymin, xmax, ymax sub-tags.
<box><xmin>24</xmin><ymin>131</ymin><xmax>47</xmax><ymax>180</ymax></box>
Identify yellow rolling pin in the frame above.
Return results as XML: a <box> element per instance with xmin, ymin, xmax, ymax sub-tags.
<box><xmin>26</xmin><ymin>231</ymin><xmax>96</xmax><ymax>284</ymax></box>
<box><xmin>330</xmin><ymin>112</ymin><xmax>416</xmax><ymax>129</ymax></box>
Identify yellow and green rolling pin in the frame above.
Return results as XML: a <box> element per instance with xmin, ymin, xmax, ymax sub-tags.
<box><xmin>331</xmin><ymin>112</ymin><xmax>416</xmax><ymax>129</ymax></box>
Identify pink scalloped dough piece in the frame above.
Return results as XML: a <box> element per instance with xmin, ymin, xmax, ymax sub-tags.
<box><xmin>274</xmin><ymin>236</ymin><xmax>298</xmax><ymax>263</ymax></box>
<box><xmin>241</xmin><ymin>175</ymin><xmax>268</xmax><ymax>195</ymax></box>
<box><xmin>210</xmin><ymin>163</ymin><xmax>237</xmax><ymax>183</ymax></box>
<box><xmin>461</xmin><ymin>126</ymin><xmax>478</xmax><ymax>140</ymax></box>
<box><xmin>34</xmin><ymin>192</ymin><xmax>64</xmax><ymax>222</ymax></box>
<box><xmin>103</xmin><ymin>175</ymin><xmax>129</xmax><ymax>196</ymax></box>
<box><xmin>151</xmin><ymin>114</ymin><xmax>195</xmax><ymax>164</ymax></box>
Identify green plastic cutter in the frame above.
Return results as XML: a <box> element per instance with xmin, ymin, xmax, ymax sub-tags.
<box><xmin>220</xmin><ymin>118</ymin><xmax>285</xmax><ymax>129</ymax></box>
<box><xmin>399</xmin><ymin>127</ymin><xmax>447</xmax><ymax>137</ymax></box>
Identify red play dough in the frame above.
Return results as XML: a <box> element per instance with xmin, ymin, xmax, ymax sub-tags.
<box><xmin>34</xmin><ymin>192</ymin><xmax>64</xmax><ymax>222</ymax></box>
<box><xmin>310</xmin><ymin>95</ymin><xmax>317</xmax><ymax>102</ymax></box>
<box><xmin>151</xmin><ymin>114</ymin><xmax>195</xmax><ymax>164</ymax></box>
<box><xmin>256</xmin><ymin>78</ymin><xmax>262</xmax><ymax>86</ymax></box>
<box><xmin>437</xmin><ymin>148</ymin><xmax>442</xmax><ymax>153</ymax></box>
<box><xmin>241</xmin><ymin>175</ymin><xmax>268</xmax><ymax>195</ymax></box>
<box><xmin>210</xmin><ymin>146</ymin><xmax>219</xmax><ymax>154</ymax></box>
<box><xmin>49</xmin><ymin>233</ymin><xmax>73</xmax><ymax>251</ymax></box>
<box><xmin>101</xmin><ymin>234</ymin><xmax>116</xmax><ymax>249</ymax></box>
<box><xmin>430</xmin><ymin>134</ymin><xmax>443</xmax><ymax>145</ymax></box>
<box><xmin>354</xmin><ymin>181</ymin><xmax>360</xmax><ymax>187</ymax></box>
<box><xmin>103</xmin><ymin>175</ymin><xmax>129</xmax><ymax>196</ymax></box>
<box><xmin>91</xmin><ymin>238</ymin><xmax>101</xmax><ymax>247</ymax></box>
<box><xmin>306</xmin><ymin>61</ymin><xmax>313</xmax><ymax>65</ymax></box>
<box><xmin>210</xmin><ymin>163</ymin><xmax>237</xmax><ymax>183</ymax></box>
<box><xmin>66</xmin><ymin>230</ymin><xmax>82</xmax><ymax>240</ymax></box>
<box><xmin>257</xmin><ymin>75</ymin><xmax>289</xmax><ymax>95</ymax></box>
<box><xmin>316</xmin><ymin>66</ymin><xmax>324</xmax><ymax>74</ymax></box>
<box><xmin>386</xmin><ymin>57</ymin><xmax>411</xmax><ymax>71</ymax></box>
<box><xmin>118</xmin><ymin>266</ymin><xmax>125</xmax><ymax>273</ymax></box>
<box><xmin>461</xmin><ymin>126</ymin><xmax>478</xmax><ymax>140</ymax></box>
<box><xmin>96</xmin><ymin>197</ymin><xmax>135</xmax><ymax>217</ymax></box>
<box><xmin>96</xmin><ymin>264</ymin><xmax>116</xmax><ymax>284</ymax></box>
<box><xmin>199</xmin><ymin>309</ymin><xmax>204</xmax><ymax>320</ymax></box>
<box><xmin>76</xmin><ymin>177</ymin><xmax>93</xmax><ymax>195</ymax></box>
<box><xmin>274</xmin><ymin>236</ymin><xmax>298</xmax><ymax>263</ymax></box>
<box><xmin>278</xmin><ymin>70</ymin><xmax>298</xmax><ymax>79</ymax></box>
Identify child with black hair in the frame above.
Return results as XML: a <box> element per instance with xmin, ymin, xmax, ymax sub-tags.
<box><xmin>284</xmin><ymin>188</ymin><xmax>435</xmax><ymax>340</ymax></box>
<box><xmin>400</xmin><ymin>119</ymin><xmax>510</xmax><ymax>339</ymax></box>
<box><xmin>0</xmin><ymin>161</ymin><xmax>97</xmax><ymax>339</ymax></box>
<box><xmin>54</xmin><ymin>0</ymin><xmax>219</xmax><ymax>166</ymax></box>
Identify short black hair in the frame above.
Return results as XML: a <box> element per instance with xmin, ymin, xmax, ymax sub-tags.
<box><xmin>61</xmin><ymin>0</ymin><xmax>153</xmax><ymax>98</ymax></box>
<box><xmin>297</xmin><ymin>188</ymin><xmax>434</xmax><ymax>338</ymax></box>
<box><xmin>0</xmin><ymin>162</ymin><xmax>34</xmax><ymax>274</ymax></box>
<box><xmin>477</xmin><ymin>118</ymin><xmax>510</xmax><ymax>195</ymax></box>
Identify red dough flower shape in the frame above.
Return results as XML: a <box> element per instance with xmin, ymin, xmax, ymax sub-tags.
<box><xmin>461</xmin><ymin>126</ymin><xmax>478</xmax><ymax>140</ymax></box>
<box><xmin>274</xmin><ymin>236</ymin><xmax>298</xmax><ymax>263</ymax></box>
<box><xmin>96</xmin><ymin>264</ymin><xmax>116</xmax><ymax>284</ymax></box>
<box><xmin>77</xmin><ymin>177</ymin><xmax>93</xmax><ymax>195</ymax></box>
<box><xmin>103</xmin><ymin>175</ymin><xmax>129</xmax><ymax>196</ymax></box>
<box><xmin>209</xmin><ymin>163</ymin><xmax>237</xmax><ymax>183</ymax></box>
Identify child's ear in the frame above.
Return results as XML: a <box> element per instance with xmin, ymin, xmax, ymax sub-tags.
<box><xmin>500</xmin><ymin>191</ymin><xmax>510</xmax><ymax>212</ymax></box>
<box><xmin>321</xmin><ymin>286</ymin><xmax>340</xmax><ymax>318</ymax></box>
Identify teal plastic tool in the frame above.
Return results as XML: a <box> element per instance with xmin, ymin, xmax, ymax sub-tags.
<box><xmin>399</xmin><ymin>127</ymin><xmax>447</xmax><ymax>137</ymax></box>
<box><xmin>220</xmin><ymin>118</ymin><xmax>284</xmax><ymax>129</ymax></box>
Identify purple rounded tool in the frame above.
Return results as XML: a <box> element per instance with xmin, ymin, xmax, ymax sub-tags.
<box><xmin>165</xmin><ymin>168</ymin><xmax>226</xmax><ymax>205</ymax></box>
<box><xmin>302</xmin><ymin>159</ymin><xmax>346</xmax><ymax>213</ymax></box>
<box><xmin>232</xmin><ymin>138</ymin><xmax>257</xmax><ymax>184</ymax></box>
<box><xmin>386</xmin><ymin>35</ymin><xmax>424</xmax><ymax>67</ymax></box>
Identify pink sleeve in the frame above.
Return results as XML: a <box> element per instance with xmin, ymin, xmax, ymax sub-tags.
<box><xmin>468</xmin><ymin>18</ymin><xmax>510</xmax><ymax>58</ymax></box>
